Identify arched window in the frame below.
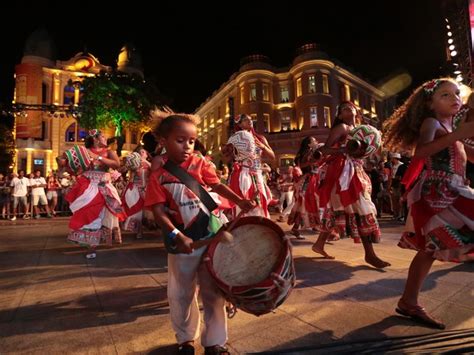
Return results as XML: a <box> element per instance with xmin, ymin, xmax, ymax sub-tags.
<box><xmin>65</xmin><ymin>123</ymin><xmax>88</xmax><ymax>142</ymax></box>
<box><xmin>63</xmin><ymin>85</ymin><xmax>75</xmax><ymax>105</ymax></box>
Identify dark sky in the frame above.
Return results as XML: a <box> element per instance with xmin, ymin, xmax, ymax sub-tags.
<box><xmin>0</xmin><ymin>0</ymin><xmax>446</xmax><ymax>112</ymax></box>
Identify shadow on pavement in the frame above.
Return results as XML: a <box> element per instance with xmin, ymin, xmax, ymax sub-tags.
<box><xmin>0</xmin><ymin>286</ymin><xmax>169</xmax><ymax>336</ymax></box>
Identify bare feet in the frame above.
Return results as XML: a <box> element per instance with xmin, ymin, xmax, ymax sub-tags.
<box><xmin>312</xmin><ymin>244</ymin><xmax>335</xmax><ymax>259</ymax></box>
<box><xmin>365</xmin><ymin>255</ymin><xmax>391</xmax><ymax>268</ymax></box>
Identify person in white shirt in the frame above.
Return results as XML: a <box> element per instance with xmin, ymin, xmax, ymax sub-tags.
<box><xmin>29</xmin><ymin>170</ymin><xmax>52</xmax><ymax>219</ymax></box>
<box><xmin>10</xmin><ymin>170</ymin><xmax>30</xmax><ymax>220</ymax></box>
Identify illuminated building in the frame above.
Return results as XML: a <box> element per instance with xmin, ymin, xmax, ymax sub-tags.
<box><xmin>195</xmin><ymin>44</ymin><xmax>394</xmax><ymax>167</ymax></box>
<box><xmin>12</xmin><ymin>29</ymin><xmax>144</xmax><ymax>174</ymax></box>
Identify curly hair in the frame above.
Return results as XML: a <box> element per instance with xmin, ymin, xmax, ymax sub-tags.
<box><xmin>383</xmin><ymin>78</ymin><xmax>457</xmax><ymax>151</ymax></box>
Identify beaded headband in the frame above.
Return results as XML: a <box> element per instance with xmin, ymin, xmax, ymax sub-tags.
<box><xmin>423</xmin><ymin>79</ymin><xmax>443</xmax><ymax>95</ymax></box>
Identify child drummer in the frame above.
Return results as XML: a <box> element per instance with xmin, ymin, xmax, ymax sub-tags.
<box><xmin>144</xmin><ymin>112</ymin><xmax>255</xmax><ymax>355</ymax></box>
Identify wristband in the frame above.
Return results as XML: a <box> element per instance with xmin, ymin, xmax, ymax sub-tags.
<box><xmin>168</xmin><ymin>228</ymin><xmax>180</xmax><ymax>240</ymax></box>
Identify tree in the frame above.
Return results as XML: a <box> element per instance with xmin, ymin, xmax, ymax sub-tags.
<box><xmin>77</xmin><ymin>71</ymin><xmax>163</xmax><ymax>154</ymax></box>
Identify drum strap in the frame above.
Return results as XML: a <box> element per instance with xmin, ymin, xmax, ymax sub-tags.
<box><xmin>163</xmin><ymin>160</ymin><xmax>218</xmax><ymax>213</ymax></box>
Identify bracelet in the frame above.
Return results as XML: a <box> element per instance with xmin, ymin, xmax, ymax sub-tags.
<box><xmin>168</xmin><ymin>228</ymin><xmax>180</xmax><ymax>240</ymax></box>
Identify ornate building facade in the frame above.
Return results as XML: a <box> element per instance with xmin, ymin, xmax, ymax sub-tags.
<box><xmin>12</xmin><ymin>29</ymin><xmax>144</xmax><ymax>174</ymax></box>
<box><xmin>195</xmin><ymin>44</ymin><xmax>395</xmax><ymax>168</ymax></box>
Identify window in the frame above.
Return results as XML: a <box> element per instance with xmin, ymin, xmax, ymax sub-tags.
<box><xmin>280</xmin><ymin>86</ymin><xmax>289</xmax><ymax>102</ymax></box>
<box><xmin>210</xmin><ymin>111</ymin><xmax>215</xmax><ymax>128</ymax></box>
<box><xmin>310</xmin><ymin>106</ymin><xmax>318</xmax><ymax>128</ymax></box>
<box><xmin>250</xmin><ymin>83</ymin><xmax>257</xmax><ymax>101</ymax></box>
<box><xmin>296</xmin><ymin>78</ymin><xmax>302</xmax><ymax>97</ymax></box>
<box><xmin>64</xmin><ymin>123</ymin><xmax>87</xmax><ymax>142</ymax></box>
<box><xmin>262</xmin><ymin>83</ymin><xmax>269</xmax><ymax>101</ymax></box>
<box><xmin>299</xmin><ymin>111</ymin><xmax>304</xmax><ymax>130</ymax></box>
<box><xmin>371</xmin><ymin>98</ymin><xmax>377</xmax><ymax>113</ymax></box>
<box><xmin>322</xmin><ymin>74</ymin><xmax>329</xmax><ymax>94</ymax></box>
<box><xmin>344</xmin><ymin>84</ymin><xmax>351</xmax><ymax>101</ymax></box>
<box><xmin>240</xmin><ymin>86</ymin><xmax>245</xmax><ymax>104</ymax></box>
<box><xmin>324</xmin><ymin>107</ymin><xmax>331</xmax><ymax>128</ymax></box>
<box><xmin>353</xmin><ymin>90</ymin><xmax>360</xmax><ymax>106</ymax></box>
<box><xmin>308</xmin><ymin>74</ymin><xmax>316</xmax><ymax>93</ymax></box>
<box><xmin>250</xmin><ymin>114</ymin><xmax>258</xmax><ymax>131</ymax></box>
<box><xmin>263</xmin><ymin>114</ymin><xmax>270</xmax><ymax>132</ymax></box>
<box><xmin>65</xmin><ymin>123</ymin><xmax>76</xmax><ymax>142</ymax></box>
<box><xmin>217</xmin><ymin>127</ymin><xmax>222</xmax><ymax>147</ymax></box>
<box><xmin>281</xmin><ymin>115</ymin><xmax>291</xmax><ymax>131</ymax></box>
<box><xmin>63</xmin><ymin>85</ymin><xmax>75</xmax><ymax>105</ymax></box>
<box><xmin>42</xmin><ymin>83</ymin><xmax>48</xmax><ymax>104</ymax></box>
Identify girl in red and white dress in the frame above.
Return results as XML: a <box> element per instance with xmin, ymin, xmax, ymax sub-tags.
<box><xmin>384</xmin><ymin>78</ymin><xmax>474</xmax><ymax>329</ymax></box>
<box><xmin>225</xmin><ymin>114</ymin><xmax>275</xmax><ymax>218</ymax></box>
<box><xmin>312</xmin><ymin>101</ymin><xmax>390</xmax><ymax>268</ymax></box>
<box><xmin>58</xmin><ymin>129</ymin><xmax>126</xmax><ymax>259</ymax></box>
<box><xmin>287</xmin><ymin>136</ymin><xmax>323</xmax><ymax>239</ymax></box>
<box><xmin>122</xmin><ymin>147</ymin><xmax>151</xmax><ymax>239</ymax></box>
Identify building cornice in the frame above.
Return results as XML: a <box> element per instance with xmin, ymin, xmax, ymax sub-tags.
<box><xmin>43</xmin><ymin>67</ymin><xmax>95</xmax><ymax>78</ymax></box>
<box><xmin>235</xmin><ymin>69</ymin><xmax>276</xmax><ymax>83</ymax></box>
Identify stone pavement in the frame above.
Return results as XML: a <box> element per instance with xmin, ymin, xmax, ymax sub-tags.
<box><xmin>0</xmin><ymin>216</ymin><xmax>472</xmax><ymax>354</ymax></box>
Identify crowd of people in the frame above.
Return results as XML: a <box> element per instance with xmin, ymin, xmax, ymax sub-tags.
<box><xmin>1</xmin><ymin>77</ymin><xmax>474</xmax><ymax>354</ymax></box>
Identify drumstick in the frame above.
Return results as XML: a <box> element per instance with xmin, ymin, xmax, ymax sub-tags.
<box><xmin>191</xmin><ymin>211</ymin><xmax>245</xmax><ymax>249</ymax></box>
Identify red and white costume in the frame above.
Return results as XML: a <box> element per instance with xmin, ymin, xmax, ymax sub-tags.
<box><xmin>318</xmin><ymin>135</ymin><xmax>381</xmax><ymax>243</ymax></box>
<box><xmin>66</xmin><ymin>149</ymin><xmax>126</xmax><ymax>247</ymax></box>
<box><xmin>228</xmin><ymin>130</ymin><xmax>270</xmax><ymax>217</ymax></box>
<box><xmin>122</xmin><ymin>161</ymin><xmax>150</xmax><ymax>232</ymax></box>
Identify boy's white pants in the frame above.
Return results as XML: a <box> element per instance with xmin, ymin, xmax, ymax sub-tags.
<box><xmin>167</xmin><ymin>246</ymin><xmax>227</xmax><ymax>347</ymax></box>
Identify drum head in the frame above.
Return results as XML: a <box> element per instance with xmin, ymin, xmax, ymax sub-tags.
<box><xmin>211</xmin><ymin>217</ymin><xmax>284</xmax><ymax>286</ymax></box>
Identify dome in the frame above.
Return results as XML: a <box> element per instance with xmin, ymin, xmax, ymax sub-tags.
<box><xmin>239</xmin><ymin>54</ymin><xmax>274</xmax><ymax>72</ymax></box>
<box><xmin>117</xmin><ymin>43</ymin><xmax>144</xmax><ymax>78</ymax></box>
<box><xmin>23</xmin><ymin>28</ymin><xmax>56</xmax><ymax>60</ymax></box>
<box><xmin>292</xmin><ymin>43</ymin><xmax>329</xmax><ymax>66</ymax></box>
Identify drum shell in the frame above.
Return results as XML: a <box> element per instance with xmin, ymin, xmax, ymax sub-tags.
<box><xmin>205</xmin><ymin>216</ymin><xmax>295</xmax><ymax>316</ymax></box>
<box><xmin>64</xmin><ymin>145</ymin><xmax>91</xmax><ymax>175</ymax></box>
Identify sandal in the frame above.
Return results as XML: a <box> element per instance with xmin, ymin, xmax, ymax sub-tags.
<box><xmin>396</xmin><ymin>298</ymin><xmax>445</xmax><ymax>329</ymax></box>
<box><xmin>204</xmin><ymin>345</ymin><xmax>230</xmax><ymax>355</ymax></box>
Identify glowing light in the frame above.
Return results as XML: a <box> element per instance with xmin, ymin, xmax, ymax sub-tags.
<box><xmin>456</xmin><ymin>76</ymin><xmax>463</xmax><ymax>82</ymax></box>
<box><xmin>449</xmin><ymin>45</ymin><xmax>456</xmax><ymax>50</ymax></box>
<box><xmin>451</xmin><ymin>50</ymin><xmax>458</xmax><ymax>56</ymax></box>
<box><xmin>454</xmin><ymin>70</ymin><xmax>462</xmax><ymax>75</ymax></box>
<box><xmin>447</xmin><ymin>31</ymin><xmax>453</xmax><ymax>37</ymax></box>
<box><xmin>448</xmin><ymin>38</ymin><xmax>454</xmax><ymax>44</ymax></box>
<box><xmin>446</xmin><ymin>24</ymin><xmax>451</xmax><ymax>29</ymax></box>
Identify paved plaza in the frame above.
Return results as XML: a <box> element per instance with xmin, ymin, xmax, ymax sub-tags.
<box><xmin>0</xmin><ymin>216</ymin><xmax>473</xmax><ymax>354</ymax></box>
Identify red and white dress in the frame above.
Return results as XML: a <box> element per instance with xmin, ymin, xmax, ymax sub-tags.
<box><xmin>288</xmin><ymin>161</ymin><xmax>321</xmax><ymax>228</ymax></box>
<box><xmin>399</xmin><ymin>142</ymin><xmax>474</xmax><ymax>261</ymax></box>
<box><xmin>122</xmin><ymin>161</ymin><xmax>150</xmax><ymax>232</ymax></box>
<box><xmin>318</xmin><ymin>136</ymin><xmax>381</xmax><ymax>243</ymax></box>
<box><xmin>66</xmin><ymin>149</ymin><xmax>126</xmax><ymax>247</ymax></box>
<box><xmin>228</xmin><ymin>130</ymin><xmax>270</xmax><ymax>218</ymax></box>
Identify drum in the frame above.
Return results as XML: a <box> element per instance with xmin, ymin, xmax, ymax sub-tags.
<box><xmin>64</xmin><ymin>145</ymin><xmax>91</xmax><ymax>175</ymax></box>
<box><xmin>205</xmin><ymin>216</ymin><xmax>295</xmax><ymax>316</ymax></box>
<box><xmin>347</xmin><ymin>124</ymin><xmax>382</xmax><ymax>158</ymax></box>
<box><xmin>124</xmin><ymin>152</ymin><xmax>141</xmax><ymax>171</ymax></box>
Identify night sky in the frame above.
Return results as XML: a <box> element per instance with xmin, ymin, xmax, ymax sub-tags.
<box><xmin>0</xmin><ymin>0</ymin><xmax>446</xmax><ymax>112</ymax></box>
